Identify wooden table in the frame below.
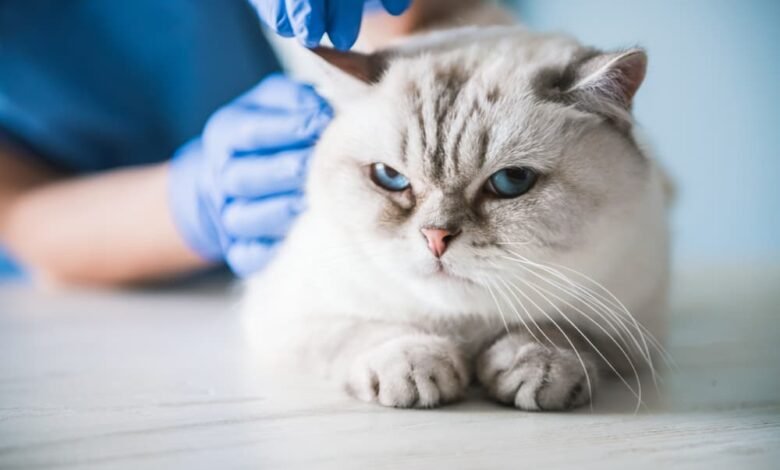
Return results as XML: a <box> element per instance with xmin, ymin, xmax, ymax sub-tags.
<box><xmin>1</xmin><ymin>266</ymin><xmax>778</xmax><ymax>469</ymax></box>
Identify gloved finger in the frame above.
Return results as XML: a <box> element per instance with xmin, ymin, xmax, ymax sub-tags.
<box><xmin>226</xmin><ymin>240</ymin><xmax>280</xmax><ymax>278</ymax></box>
<box><xmin>285</xmin><ymin>0</ymin><xmax>326</xmax><ymax>47</ymax></box>
<box><xmin>222</xmin><ymin>147</ymin><xmax>310</xmax><ymax>198</ymax></box>
<box><xmin>205</xmin><ymin>105</ymin><xmax>331</xmax><ymax>157</ymax></box>
<box><xmin>327</xmin><ymin>0</ymin><xmax>363</xmax><ymax>50</ymax></box>
<box><xmin>380</xmin><ymin>0</ymin><xmax>411</xmax><ymax>15</ymax></box>
<box><xmin>251</xmin><ymin>0</ymin><xmax>294</xmax><ymax>36</ymax></box>
<box><xmin>237</xmin><ymin>74</ymin><xmax>331</xmax><ymax>112</ymax></box>
<box><xmin>222</xmin><ymin>194</ymin><xmax>305</xmax><ymax>239</ymax></box>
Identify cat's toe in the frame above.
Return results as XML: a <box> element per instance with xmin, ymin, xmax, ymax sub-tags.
<box><xmin>477</xmin><ymin>335</ymin><xmax>597</xmax><ymax>411</ymax></box>
<box><xmin>346</xmin><ymin>334</ymin><xmax>469</xmax><ymax>408</ymax></box>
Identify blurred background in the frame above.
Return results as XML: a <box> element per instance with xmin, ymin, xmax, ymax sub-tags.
<box><xmin>1</xmin><ymin>0</ymin><xmax>778</xmax><ymax>278</ymax></box>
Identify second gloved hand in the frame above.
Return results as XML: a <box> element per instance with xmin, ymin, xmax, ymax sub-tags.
<box><xmin>249</xmin><ymin>0</ymin><xmax>411</xmax><ymax>50</ymax></box>
<box><xmin>169</xmin><ymin>73</ymin><xmax>332</xmax><ymax>277</ymax></box>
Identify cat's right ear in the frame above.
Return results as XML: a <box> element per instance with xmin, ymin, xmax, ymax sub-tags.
<box><xmin>552</xmin><ymin>48</ymin><xmax>648</xmax><ymax>130</ymax></box>
<box><xmin>308</xmin><ymin>47</ymin><xmax>388</xmax><ymax>106</ymax></box>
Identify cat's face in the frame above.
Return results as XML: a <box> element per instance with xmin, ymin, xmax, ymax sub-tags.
<box><xmin>307</xmin><ymin>29</ymin><xmax>649</xmax><ymax>289</ymax></box>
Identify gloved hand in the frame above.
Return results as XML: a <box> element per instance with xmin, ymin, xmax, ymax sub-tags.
<box><xmin>249</xmin><ymin>0</ymin><xmax>412</xmax><ymax>50</ymax></box>
<box><xmin>169</xmin><ymin>73</ymin><xmax>332</xmax><ymax>277</ymax></box>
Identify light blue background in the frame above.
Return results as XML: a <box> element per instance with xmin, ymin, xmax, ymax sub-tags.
<box><xmin>514</xmin><ymin>0</ymin><xmax>780</xmax><ymax>264</ymax></box>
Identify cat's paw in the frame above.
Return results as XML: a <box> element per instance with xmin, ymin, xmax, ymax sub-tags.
<box><xmin>345</xmin><ymin>334</ymin><xmax>469</xmax><ymax>408</ymax></box>
<box><xmin>477</xmin><ymin>335</ymin><xmax>598</xmax><ymax>411</ymax></box>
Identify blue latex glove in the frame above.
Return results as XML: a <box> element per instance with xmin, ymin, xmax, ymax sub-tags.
<box><xmin>249</xmin><ymin>0</ymin><xmax>412</xmax><ymax>50</ymax></box>
<box><xmin>169</xmin><ymin>73</ymin><xmax>332</xmax><ymax>277</ymax></box>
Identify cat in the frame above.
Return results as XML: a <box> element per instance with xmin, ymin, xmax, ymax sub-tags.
<box><xmin>242</xmin><ymin>24</ymin><xmax>672</xmax><ymax>411</ymax></box>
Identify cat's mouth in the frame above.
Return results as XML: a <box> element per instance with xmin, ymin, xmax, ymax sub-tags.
<box><xmin>428</xmin><ymin>260</ymin><xmax>476</xmax><ymax>285</ymax></box>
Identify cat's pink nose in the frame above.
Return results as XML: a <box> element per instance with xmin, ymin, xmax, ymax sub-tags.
<box><xmin>421</xmin><ymin>227</ymin><xmax>460</xmax><ymax>258</ymax></box>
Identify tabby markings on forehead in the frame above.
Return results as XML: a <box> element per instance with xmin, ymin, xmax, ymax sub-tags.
<box><xmin>402</xmin><ymin>66</ymin><xmax>498</xmax><ymax>184</ymax></box>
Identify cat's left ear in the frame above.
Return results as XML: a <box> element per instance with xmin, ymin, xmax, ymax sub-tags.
<box><xmin>561</xmin><ymin>49</ymin><xmax>647</xmax><ymax>127</ymax></box>
<box><xmin>309</xmin><ymin>47</ymin><xmax>388</xmax><ymax>107</ymax></box>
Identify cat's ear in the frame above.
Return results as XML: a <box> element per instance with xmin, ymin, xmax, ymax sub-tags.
<box><xmin>311</xmin><ymin>47</ymin><xmax>387</xmax><ymax>84</ymax></box>
<box><xmin>309</xmin><ymin>47</ymin><xmax>388</xmax><ymax>107</ymax></box>
<box><xmin>561</xmin><ymin>49</ymin><xmax>647</xmax><ymax>128</ymax></box>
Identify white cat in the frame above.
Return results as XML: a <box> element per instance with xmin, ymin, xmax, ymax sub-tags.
<box><xmin>243</xmin><ymin>25</ymin><xmax>671</xmax><ymax>411</ymax></box>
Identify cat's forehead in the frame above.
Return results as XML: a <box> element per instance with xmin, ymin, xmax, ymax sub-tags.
<box><xmin>379</xmin><ymin>40</ymin><xmax>579</xmax><ymax>186</ymax></box>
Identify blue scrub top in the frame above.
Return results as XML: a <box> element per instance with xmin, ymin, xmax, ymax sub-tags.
<box><xmin>0</xmin><ymin>0</ymin><xmax>281</xmax><ymax>276</ymax></box>
<box><xmin>0</xmin><ymin>0</ymin><xmax>281</xmax><ymax>171</ymax></box>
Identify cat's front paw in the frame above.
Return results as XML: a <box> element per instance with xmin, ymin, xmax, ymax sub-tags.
<box><xmin>345</xmin><ymin>334</ymin><xmax>469</xmax><ymax>408</ymax></box>
<box><xmin>477</xmin><ymin>334</ymin><xmax>598</xmax><ymax>411</ymax></box>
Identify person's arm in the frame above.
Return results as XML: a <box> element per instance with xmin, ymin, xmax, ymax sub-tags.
<box><xmin>0</xmin><ymin>144</ymin><xmax>206</xmax><ymax>286</ymax></box>
<box><xmin>0</xmin><ymin>73</ymin><xmax>331</xmax><ymax>286</ymax></box>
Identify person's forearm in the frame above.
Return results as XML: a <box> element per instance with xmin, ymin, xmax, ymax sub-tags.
<box><xmin>1</xmin><ymin>160</ymin><xmax>208</xmax><ymax>286</ymax></box>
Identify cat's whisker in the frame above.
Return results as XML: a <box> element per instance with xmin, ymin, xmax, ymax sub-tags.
<box><xmin>637</xmin><ymin>329</ymin><xmax>678</xmax><ymax>372</ymax></box>
<box><xmin>518</xmin><ymin>275</ymin><xmax>645</xmax><ymax>413</ymax></box>
<box><xmin>484</xmin><ymin>261</ymin><xmax>561</xmax><ymax>351</ymax></box>
<box><xmin>497</xmin><ymin>253</ymin><xmax>654</xmax><ymax>382</ymax></box>
<box><xmin>540</xmin><ymin>276</ymin><xmax>641</xmax><ymax>368</ymax></box>
<box><xmin>503</xmin><ymin>251</ymin><xmax>645</xmax><ymax>353</ymax></box>
<box><xmin>482</xmin><ymin>276</ymin><xmax>512</xmax><ymax>337</ymax></box>
<box><xmin>489</xmin><ymin>255</ymin><xmax>646</xmax><ymax>408</ymax></box>
<box><xmin>509</xmin><ymin>274</ymin><xmax>644</xmax><ymax>411</ymax></box>
<box><xmin>533</xmin><ymin>266</ymin><xmax>670</xmax><ymax>387</ymax></box>
<box><xmin>503</xmin><ymin>251</ymin><xmax>671</xmax><ymax>385</ymax></box>
<box><xmin>495</xmin><ymin>240</ymin><xmax>534</xmax><ymax>246</ymax></box>
<box><xmin>487</xmin><ymin>267</ymin><xmax>549</xmax><ymax>348</ymax></box>
<box><xmin>499</xmin><ymin>254</ymin><xmax>637</xmax><ymax>354</ymax></box>
<box><xmin>496</xmin><ymin>275</ymin><xmax>596</xmax><ymax>412</ymax></box>
<box><xmin>530</xmin><ymin>261</ymin><xmax>675</xmax><ymax>388</ymax></box>
<box><xmin>544</xmin><ymin>259</ymin><xmax>674</xmax><ymax>371</ymax></box>
<box><xmin>526</xmin><ymin>262</ymin><xmax>668</xmax><ymax>391</ymax></box>
<box><xmin>505</xmin><ymin>255</ymin><xmax>664</xmax><ymax>399</ymax></box>
<box><xmin>498</xmin><ymin>253</ymin><xmax>644</xmax><ymax>362</ymax></box>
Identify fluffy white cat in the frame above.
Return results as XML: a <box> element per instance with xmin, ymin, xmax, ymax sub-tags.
<box><xmin>243</xmin><ymin>25</ymin><xmax>671</xmax><ymax>411</ymax></box>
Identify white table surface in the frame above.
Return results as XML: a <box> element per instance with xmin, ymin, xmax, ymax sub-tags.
<box><xmin>1</xmin><ymin>266</ymin><xmax>778</xmax><ymax>469</ymax></box>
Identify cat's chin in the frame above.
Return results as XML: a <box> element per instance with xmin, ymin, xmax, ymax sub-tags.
<box><xmin>418</xmin><ymin>261</ymin><xmax>477</xmax><ymax>286</ymax></box>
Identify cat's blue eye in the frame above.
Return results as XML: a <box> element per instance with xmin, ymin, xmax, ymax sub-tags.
<box><xmin>486</xmin><ymin>167</ymin><xmax>538</xmax><ymax>198</ymax></box>
<box><xmin>370</xmin><ymin>163</ymin><xmax>410</xmax><ymax>192</ymax></box>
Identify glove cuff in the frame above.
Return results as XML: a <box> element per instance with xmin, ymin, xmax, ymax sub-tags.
<box><xmin>168</xmin><ymin>138</ymin><xmax>223</xmax><ymax>261</ymax></box>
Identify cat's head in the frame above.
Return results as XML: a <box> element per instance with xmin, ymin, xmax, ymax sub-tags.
<box><xmin>305</xmin><ymin>27</ymin><xmax>651</xmax><ymax>290</ymax></box>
